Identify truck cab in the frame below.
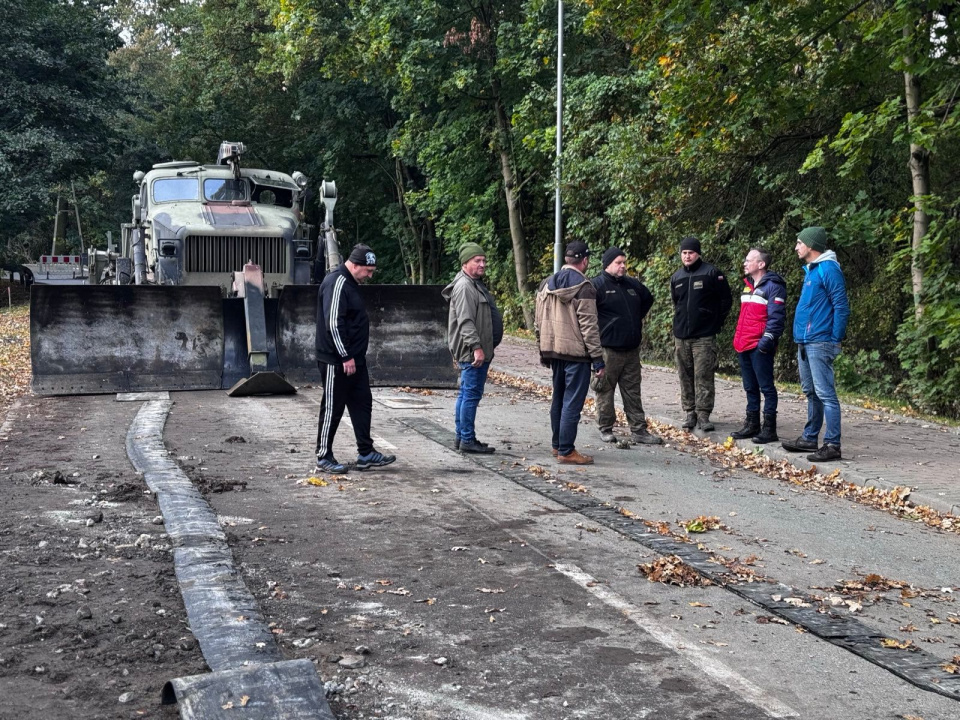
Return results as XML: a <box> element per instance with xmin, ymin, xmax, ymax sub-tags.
<box><xmin>128</xmin><ymin>143</ymin><xmax>314</xmax><ymax>296</ymax></box>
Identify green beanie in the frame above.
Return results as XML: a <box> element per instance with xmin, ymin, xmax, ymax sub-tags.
<box><xmin>797</xmin><ymin>226</ymin><xmax>828</xmax><ymax>253</ymax></box>
<box><xmin>459</xmin><ymin>242</ymin><xmax>486</xmax><ymax>265</ymax></box>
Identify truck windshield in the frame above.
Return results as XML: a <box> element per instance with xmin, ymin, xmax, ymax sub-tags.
<box><xmin>204</xmin><ymin>179</ymin><xmax>247</xmax><ymax>202</ymax></box>
<box><xmin>153</xmin><ymin>178</ymin><xmax>199</xmax><ymax>202</ymax></box>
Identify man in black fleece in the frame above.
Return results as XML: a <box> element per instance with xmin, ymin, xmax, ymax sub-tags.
<box><xmin>670</xmin><ymin>236</ymin><xmax>732</xmax><ymax>432</ymax></box>
<box><xmin>591</xmin><ymin>247</ymin><xmax>662</xmax><ymax>445</ymax></box>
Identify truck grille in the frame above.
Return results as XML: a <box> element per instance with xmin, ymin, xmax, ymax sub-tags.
<box><xmin>184</xmin><ymin>235</ymin><xmax>289</xmax><ymax>274</ymax></box>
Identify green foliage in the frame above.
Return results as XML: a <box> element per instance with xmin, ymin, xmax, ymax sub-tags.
<box><xmin>0</xmin><ymin>0</ymin><xmax>125</xmax><ymax>263</ymax></box>
<box><xmin>2</xmin><ymin>0</ymin><xmax>959</xmax><ymax>416</ymax></box>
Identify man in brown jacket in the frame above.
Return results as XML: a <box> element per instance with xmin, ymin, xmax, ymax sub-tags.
<box><xmin>536</xmin><ymin>241</ymin><xmax>605</xmax><ymax>465</ymax></box>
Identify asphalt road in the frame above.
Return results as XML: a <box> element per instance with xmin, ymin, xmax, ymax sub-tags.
<box><xmin>3</xmin><ymin>382</ymin><xmax>960</xmax><ymax>719</ymax></box>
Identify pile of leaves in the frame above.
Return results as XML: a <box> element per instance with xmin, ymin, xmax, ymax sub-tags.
<box><xmin>682</xmin><ymin>515</ymin><xmax>726</xmax><ymax>533</ymax></box>
<box><xmin>638</xmin><ymin>555</ymin><xmax>712</xmax><ymax>587</ymax></box>
<box><xmin>0</xmin><ymin>305</ymin><xmax>30</xmax><ymax>417</ymax></box>
<box><xmin>708</xmin><ymin>554</ymin><xmax>769</xmax><ymax>584</ymax></box>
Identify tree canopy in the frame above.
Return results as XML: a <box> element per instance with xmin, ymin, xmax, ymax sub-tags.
<box><xmin>1</xmin><ymin>0</ymin><xmax>957</xmax><ymax>416</ymax></box>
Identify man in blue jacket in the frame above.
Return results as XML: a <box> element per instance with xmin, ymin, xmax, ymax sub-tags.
<box><xmin>782</xmin><ymin>227</ymin><xmax>850</xmax><ymax>462</ymax></box>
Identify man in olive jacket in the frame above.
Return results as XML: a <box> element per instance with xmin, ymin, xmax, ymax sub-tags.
<box><xmin>670</xmin><ymin>236</ymin><xmax>732</xmax><ymax>431</ymax></box>
<box><xmin>536</xmin><ymin>241</ymin><xmax>605</xmax><ymax>465</ymax></box>
<box><xmin>442</xmin><ymin>242</ymin><xmax>503</xmax><ymax>454</ymax></box>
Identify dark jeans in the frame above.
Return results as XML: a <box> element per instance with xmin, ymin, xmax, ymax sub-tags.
<box><xmin>315</xmin><ymin>361</ymin><xmax>374</xmax><ymax>460</ymax></box>
<box><xmin>550</xmin><ymin>360</ymin><xmax>591</xmax><ymax>456</ymax></box>
<box><xmin>738</xmin><ymin>349</ymin><xmax>778</xmax><ymax>415</ymax></box>
<box><xmin>455</xmin><ymin>361</ymin><xmax>490</xmax><ymax>443</ymax></box>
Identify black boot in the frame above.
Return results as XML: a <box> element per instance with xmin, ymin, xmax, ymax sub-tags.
<box><xmin>752</xmin><ymin>414</ymin><xmax>778</xmax><ymax>444</ymax></box>
<box><xmin>730</xmin><ymin>411</ymin><xmax>761</xmax><ymax>440</ymax></box>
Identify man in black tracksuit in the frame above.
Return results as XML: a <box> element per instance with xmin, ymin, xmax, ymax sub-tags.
<box><xmin>314</xmin><ymin>244</ymin><xmax>396</xmax><ymax>474</ymax></box>
<box><xmin>591</xmin><ymin>247</ymin><xmax>662</xmax><ymax>445</ymax></box>
<box><xmin>670</xmin><ymin>236</ymin><xmax>732</xmax><ymax>432</ymax></box>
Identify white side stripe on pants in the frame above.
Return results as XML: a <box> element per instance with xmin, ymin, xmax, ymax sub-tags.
<box><xmin>317</xmin><ymin>363</ymin><xmax>336</xmax><ymax>458</ymax></box>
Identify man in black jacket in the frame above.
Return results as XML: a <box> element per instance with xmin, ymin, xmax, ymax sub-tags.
<box><xmin>670</xmin><ymin>236</ymin><xmax>732</xmax><ymax>431</ymax></box>
<box><xmin>591</xmin><ymin>247</ymin><xmax>662</xmax><ymax>445</ymax></box>
<box><xmin>314</xmin><ymin>244</ymin><xmax>397</xmax><ymax>474</ymax></box>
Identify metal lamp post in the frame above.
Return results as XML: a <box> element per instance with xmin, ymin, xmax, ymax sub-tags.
<box><xmin>553</xmin><ymin>0</ymin><xmax>564</xmax><ymax>272</ymax></box>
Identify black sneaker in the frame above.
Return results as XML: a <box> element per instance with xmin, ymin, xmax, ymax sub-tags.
<box><xmin>460</xmin><ymin>439</ymin><xmax>495</xmax><ymax>454</ymax></box>
<box><xmin>315</xmin><ymin>457</ymin><xmax>347</xmax><ymax>475</ymax></box>
<box><xmin>807</xmin><ymin>444</ymin><xmax>842</xmax><ymax>462</ymax></box>
<box><xmin>456</xmin><ymin>438</ymin><xmax>490</xmax><ymax>450</ymax></box>
<box><xmin>781</xmin><ymin>436</ymin><xmax>818</xmax><ymax>452</ymax></box>
<box><xmin>356</xmin><ymin>451</ymin><xmax>397</xmax><ymax>470</ymax></box>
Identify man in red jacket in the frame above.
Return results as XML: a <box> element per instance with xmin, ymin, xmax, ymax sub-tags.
<box><xmin>731</xmin><ymin>248</ymin><xmax>787</xmax><ymax>443</ymax></box>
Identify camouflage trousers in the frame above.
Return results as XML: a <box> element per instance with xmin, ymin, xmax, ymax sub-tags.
<box><xmin>674</xmin><ymin>336</ymin><xmax>718</xmax><ymax>414</ymax></box>
<box><xmin>592</xmin><ymin>347</ymin><xmax>647</xmax><ymax>434</ymax></box>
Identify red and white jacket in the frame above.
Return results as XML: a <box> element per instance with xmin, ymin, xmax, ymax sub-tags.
<box><xmin>732</xmin><ymin>271</ymin><xmax>787</xmax><ymax>353</ymax></box>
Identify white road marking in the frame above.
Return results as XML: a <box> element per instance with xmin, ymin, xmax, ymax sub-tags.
<box><xmin>553</xmin><ymin>562</ymin><xmax>799</xmax><ymax>719</ymax></box>
<box><xmin>337</xmin><ymin>415</ymin><xmax>398</xmax><ymax>451</ymax></box>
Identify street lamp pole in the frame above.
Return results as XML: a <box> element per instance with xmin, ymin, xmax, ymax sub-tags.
<box><xmin>553</xmin><ymin>0</ymin><xmax>564</xmax><ymax>273</ymax></box>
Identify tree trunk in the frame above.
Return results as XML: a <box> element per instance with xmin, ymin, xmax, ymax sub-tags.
<box><xmin>903</xmin><ymin>28</ymin><xmax>929</xmax><ymax>321</ymax></box>
<box><xmin>492</xmin><ymin>86</ymin><xmax>534</xmax><ymax>329</ymax></box>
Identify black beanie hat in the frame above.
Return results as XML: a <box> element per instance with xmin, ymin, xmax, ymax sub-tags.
<box><xmin>680</xmin><ymin>236</ymin><xmax>701</xmax><ymax>254</ymax></box>
<box><xmin>601</xmin><ymin>246</ymin><xmax>626</xmax><ymax>270</ymax></box>
<box><xmin>348</xmin><ymin>244</ymin><xmax>377</xmax><ymax>266</ymax></box>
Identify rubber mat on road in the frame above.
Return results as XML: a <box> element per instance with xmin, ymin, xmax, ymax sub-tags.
<box><xmin>162</xmin><ymin>659</ymin><xmax>335</xmax><ymax>719</ymax></box>
<box><xmin>401</xmin><ymin>416</ymin><xmax>960</xmax><ymax>703</ymax></box>
<box><xmin>127</xmin><ymin>400</ymin><xmax>335</xmax><ymax>717</ymax></box>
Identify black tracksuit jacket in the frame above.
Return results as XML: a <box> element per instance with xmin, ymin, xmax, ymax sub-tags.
<box><xmin>316</xmin><ymin>264</ymin><xmax>370</xmax><ymax>366</ymax></box>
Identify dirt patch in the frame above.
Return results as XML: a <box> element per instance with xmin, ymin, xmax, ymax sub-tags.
<box><xmin>0</xmin><ymin>397</ymin><xmax>207</xmax><ymax>718</ymax></box>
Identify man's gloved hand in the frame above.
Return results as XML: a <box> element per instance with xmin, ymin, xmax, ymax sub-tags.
<box><xmin>757</xmin><ymin>334</ymin><xmax>776</xmax><ymax>354</ymax></box>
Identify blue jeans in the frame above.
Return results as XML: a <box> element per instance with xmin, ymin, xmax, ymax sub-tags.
<box><xmin>550</xmin><ymin>360</ymin><xmax>591</xmax><ymax>456</ymax></box>
<box><xmin>738</xmin><ymin>349</ymin><xmax>777</xmax><ymax>415</ymax></box>
<box><xmin>797</xmin><ymin>342</ymin><xmax>842</xmax><ymax>447</ymax></box>
<box><xmin>455</xmin><ymin>361</ymin><xmax>490</xmax><ymax>443</ymax></box>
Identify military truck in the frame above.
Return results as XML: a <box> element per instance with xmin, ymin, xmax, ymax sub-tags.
<box><xmin>30</xmin><ymin>142</ymin><xmax>454</xmax><ymax>396</ymax></box>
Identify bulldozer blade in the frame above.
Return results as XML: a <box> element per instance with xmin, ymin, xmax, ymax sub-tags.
<box><xmin>275</xmin><ymin>285</ymin><xmax>322</xmax><ymax>386</ymax></box>
<box><xmin>275</xmin><ymin>284</ymin><xmax>456</xmax><ymax>389</ymax></box>
<box><xmin>221</xmin><ymin>297</ymin><xmax>285</xmax><ymax>389</ymax></box>
<box><xmin>361</xmin><ymin>285</ymin><xmax>457</xmax><ymax>388</ymax></box>
<box><xmin>225</xmin><ymin>371</ymin><xmax>296</xmax><ymax>397</ymax></box>
<box><xmin>30</xmin><ymin>285</ymin><xmax>224</xmax><ymax>395</ymax></box>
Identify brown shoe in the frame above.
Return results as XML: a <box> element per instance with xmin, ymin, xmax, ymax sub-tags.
<box><xmin>551</xmin><ymin>448</ymin><xmax>558</xmax><ymax>457</ymax></box>
<box><xmin>558</xmin><ymin>449</ymin><xmax>594</xmax><ymax>465</ymax></box>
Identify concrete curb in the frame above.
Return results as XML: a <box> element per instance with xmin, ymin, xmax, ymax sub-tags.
<box><xmin>494</xmin><ymin>363</ymin><xmax>958</xmax><ymax>519</ymax></box>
